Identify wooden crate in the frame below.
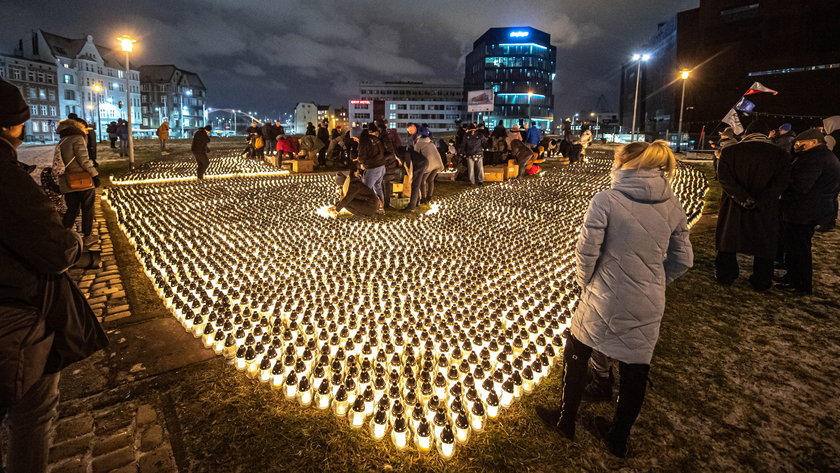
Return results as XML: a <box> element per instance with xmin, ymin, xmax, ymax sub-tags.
<box><xmin>282</xmin><ymin>159</ymin><xmax>315</xmax><ymax>173</ymax></box>
<box><xmin>392</xmin><ymin>182</ymin><xmax>403</xmax><ymax>193</ymax></box>
<box><xmin>484</xmin><ymin>168</ymin><xmax>505</xmax><ymax>182</ymax></box>
<box><xmin>265</xmin><ymin>155</ymin><xmax>280</xmax><ymax>167</ymax></box>
<box><xmin>436</xmin><ymin>171</ymin><xmax>457</xmax><ymax>181</ymax></box>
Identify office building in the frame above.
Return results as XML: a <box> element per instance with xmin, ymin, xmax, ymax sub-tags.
<box><xmin>0</xmin><ymin>53</ymin><xmax>60</xmax><ymax>142</ymax></box>
<box><xmin>13</xmin><ymin>30</ymin><xmax>141</xmax><ymax>137</ymax></box>
<box><xmin>294</xmin><ymin>102</ymin><xmax>317</xmax><ymax>134</ymax></box>
<box><xmin>463</xmin><ymin>27</ymin><xmax>556</xmax><ymax>129</ymax></box>
<box><xmin>139</xmin><ymin>65</ymin><xmax>207</xmax><ymax>137</ymax></box>
<box><xmin>349</xmin><ymin>81</ymin><xmax>466</xmax><ymax>132</ymax></box>
<box><xmin>620</xmin><ymin>0</ymin><xmax>840</xmax><ymax>138</ymax></box>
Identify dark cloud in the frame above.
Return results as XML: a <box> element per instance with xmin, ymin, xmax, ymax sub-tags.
<box><xmin>2</xmin><ymin>0</ymin><xmax>698</xmax><ymax>118</ymax></box>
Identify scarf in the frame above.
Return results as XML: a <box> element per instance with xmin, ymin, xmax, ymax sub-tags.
<box><xmin>740</xmin><ymin>133</ymin><xmax>771</xmax><ymax>144</ymax></box>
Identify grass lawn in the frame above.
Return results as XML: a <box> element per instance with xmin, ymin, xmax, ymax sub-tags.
<box><xmin>102</xmin><ymin>151</ymin><xmax>840</xmax><ymax>472</ymax></box>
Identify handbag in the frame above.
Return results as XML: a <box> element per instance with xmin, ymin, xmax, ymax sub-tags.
<box><xmin>59</xmin><ymin>156</ymin><xmax>94</xmax><ymax>193</ymax></box>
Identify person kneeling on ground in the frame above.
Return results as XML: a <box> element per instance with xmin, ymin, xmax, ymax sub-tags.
<box><xmin>510</xmin><ymin>138</ymin><xmax>537</xmax><ymax>178</ymax></box>
<box><xmin>552</xmin><ymin>140</ymin><xmax>693</xmax><ymax>458</ymax></box>
<box><xmin>328</xmin><ymin>172</ymin><xmax>380</xmax><ymax>218</ymax></box>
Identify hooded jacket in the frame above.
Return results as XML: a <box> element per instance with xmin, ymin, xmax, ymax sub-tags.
<box><xmin>823</xmin><ymin>116</ymin><xmax>840</xmax><ymax>152</ymax></box>
<box><xmin>510</xmin><ymin>139</ymin><xmax>534</xmax><ymax>166</ymax></box>
<box><xmin>525</xmin><ymin>125</ymin><xmax>541</xmax><ymax>146</ymax></box>
<box><xmin>156</xmin><ymin>122</ymin><xmax>169</xmax><ymax>140</ymax></box>
<box><xmin>571</xmin><ymin>168</ymin><xmax>693</xmax><ymax>364</ymax></box>
<box><xmin>357</xmin><ymin>133</ymin><xmax>387</xmax><ymax>169</ymax></box>
<box><xmin>191</xmin><ymin>128</ymin><xmax>211</xmax><ymax>153</ymax></box>
<box><xmin>506</xmin><ymin>129</ymin><xmax>522</xmax><ymax>150</ymax></box>
<box><xmin>57</xmin><ymin>119</ymin><xmax>98</xmax><ymax>191</ymax></box>
<box><xmin>781</xmin><ymin>144</ymin><xmax>840</xmax><ymax>225</ymax></box>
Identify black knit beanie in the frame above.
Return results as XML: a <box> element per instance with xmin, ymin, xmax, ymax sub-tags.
<box><xmin>0</xmin><ymin>78</ymin><xmax>30</xmax><ymax>127</ymax></box>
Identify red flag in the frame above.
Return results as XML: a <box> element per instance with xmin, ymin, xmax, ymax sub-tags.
<box><xmin>697</xmin><ymin>126</ymin><xmax>705</xmax><ymax>150</ymax></box>
<box><xmin>743</xmin><ymin>82</ymin><xmax>778</xmax><ymax>96</ymax></box>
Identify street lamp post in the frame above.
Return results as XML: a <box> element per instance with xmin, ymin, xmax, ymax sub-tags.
<box><xmin>590</xmin><ymin>112</ymin><xmax>599</xmax><ymax>139</ymax></box>
<box><xmin>630</xmin><ymin>53</ymin><xmax>650</xmax><ymax>142</ymax></box>
<box><xmin>677</xmin><ymin>69</ymin><xmax>690</xmax><ymax>152</ymax></box>
<box><xmin>92</xmin><ymin>83</ymin><xmax>103</xmax><ymax>142</ymax></box>
<box><xmin>117</xmin><ymin>35</ymin><xmax>136</xmax><ymax>169</ymax></box>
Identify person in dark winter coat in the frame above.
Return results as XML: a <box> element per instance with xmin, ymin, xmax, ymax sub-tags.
<box><xmin>106</xmin><ymin>121</ymin><xmax>118</xmax><ymax>148</ymax></box>
<box><xmin>556</xmin><ymin>140</ymin><xmax>692</xmax><ymax>459</ymax></box>
<box><xmin>351</xmin><ymin>126</ymin><xmax>387</xmax><ymax>207</ymax></box>
<box><xmin>262</xmin><ymin>122</ymin><xmax>276</xmax><ymax>157</ymax></box>
<box><xmin>458</xmin><ymin>125</ymin><xmax>487</xmax><ymax>185</ymax></box>
<box><xmin>305</xmin><ymin>122</ymin><xmax>315</xmax><ymax>136</ymax></box>
<box><xmin>115</xmin><ymin>119</ymin><xmax>129</xmax><ymax>157</ymax></box>
<box><xmin>1</xmin><ymin>78</ymin><xmax>108</xmax><ymax>473</ymax></box>
<box><xmin>329</xmin><ymin>172</ymin><xmax>379</xmax><ymax>217</ymax></box>
<box><xmin>715</xmin><ymin>120</ymin><xmax>791</xmax><ymax>291</ymax></box>
<box><xmin>84</xmin><ymin>122</ymin><xmax>98</xmax><ymax>167</ymax></box>
<box><xmin>192</xmin><ymin>125</ymin><xmax>212</xmax><ymax>179</ymax></box>
<box><xmin>777</xmin><ymin>129</ymin><xmax>840</xmax><ymax>294</ymax></box>
<box><xmin>56</xmin><ymin>118</ymin><xmax>100</xmax><ymax>247</ymax></box>
<box><xmin>510</xmin><ymin>139</ymin><xmax>536</xmax><ymax>178</ymax></box>
<box><xmin>245</xmin><ymin>123</ymin><xmax>264</xmax><ymax>160</ymax></box>
<box><xmin>409</xmin><ymin>126</ymin><xmax>444</xmax><ymax>209</ymax></box>
<box><xmin>316</xmin><ymin>123</ymin><xmax>330</xmax><ymax>166</ymax></box>
<box><xmin>770</xmin><ymin>123</ymin><xmax>796</xmax><ymax>154</ymax></box>
<box><xmin>373</xmin><ymin>120</ymin><xmax>401</xmax><ymax>209</ymax></box>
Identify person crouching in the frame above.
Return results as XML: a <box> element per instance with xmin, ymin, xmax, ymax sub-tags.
<box><xmin>328</xmin><ymin>172</ymin><xmax>380</xmax><ymax>218</ymax></box>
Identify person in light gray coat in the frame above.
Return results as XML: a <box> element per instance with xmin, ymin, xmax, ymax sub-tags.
<box><xmin>414</xmin><ymin>128</ymin><xmax>444</xmax><ymax>205</ymax></box>
<box><xmin>56</xmin><ymin>119</ymin><xmax>99</xmax><ymax>247</ymax></box>
<box><xmin>554</xmin><ymin>140</ymin><xmax>693</xmax><ymax>459</ymax></box>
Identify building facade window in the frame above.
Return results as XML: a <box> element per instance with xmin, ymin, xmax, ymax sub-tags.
<box><xmin>63</xmin><ymin>74</ymin><xmax>73</xmax><ymax>84</ymax></box>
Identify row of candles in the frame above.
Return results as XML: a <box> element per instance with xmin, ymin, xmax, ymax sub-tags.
<box><xmin>110</xmin><ymin>154</ymin><xmax>285</xmax><ymax>185</ymax></box>
<box><xmin>103</xmin><ymin>155</ymin><xmax>707</xmax><ymax>457</ymax></box>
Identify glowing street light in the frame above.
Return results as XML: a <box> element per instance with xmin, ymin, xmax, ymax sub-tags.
<box><xmin>677</xmin><ymin>69</ymin><xmax>691</xmax><ymax>152</ymax></box>
<box><xmin>630</xmin><ymin>52</ymin><xmax>651</xmax><ymax>142</ymax></box>
<box><xmin>117</xmin><ymin>35</ymin><xmax>137</xmax><ymax>169</ymax></box>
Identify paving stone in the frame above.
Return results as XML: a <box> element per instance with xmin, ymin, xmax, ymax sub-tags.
<box><xmin>49</xmin><ymin>457</ymin><xmax>87</xmax><ymax>473</ymax></box>
<box><xmin>109</xmin><ymin>304</ymin><xmax>131</xmax><ymax>314</ymax></box>
<box><xmin>136</xmin><ymin>404</ymin><xmax>157</xmax><ymax>426</ymax></box>
<box><xmin>94</xmin><ymin>404</ymin><xmax>135</xmax><ymax>435</ymax></box>
<box><xmin>49</xmin><ymin>435</ymin><xmax>91</xmax><ymax>462</ymax></box>
<box><xmin>92</xmin><ymin>428</ymin><xmax>133</xmax><ymax>456</ymax></box>
<box><xmin>106</xmin><ymin>311</ymin><xmax>132</xmax><ymax>322</ymax></box>
<box><xmin>139</xmin><ymin>424</ymin><xmax>164</xmax><ymax>452</ymax></box>
<box><xmin>111</xmin><ymin>464</ymin><xmax>139</xmax><ymax>473</ymax></box>
<box><xmin>91</xmin><ymin>282</ymin><xmax>108</xmax><ymax>291</ymax></box>
<box><xmin>53</xmin><ymin>414</ymin><xmax>94</xmax><ymax>442</ymax></box>
<box><xmin>138</xmin><ymin>446</ymin><xmax>176</xmax><ymax>473</ymax></box>
<box><xmin>110</xmin><ymin>290</ymin><xmax>127</xmax><ymax>299</ymax></box>
<box><xmin>87</xmin><ymin>295</ymin><xmax>108</xmax><ymax>305</ymax></box>
<box><xmin>92</xmin><ymin>446</ymin><xmax>135</xmax><ymax>473</ymax></box>
<box><xmin>103</xmin><ymin>287</ymin><xmax>122</xmax><ymax>295</ymax></box>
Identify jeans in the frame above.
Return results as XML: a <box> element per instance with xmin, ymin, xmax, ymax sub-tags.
<box><xmin>118</xmin><ymin>139</ymin><xmax>128</xmax><ymax>157</ymax></box>
<box><xmin>466</xmin><ymin>155</ymin><xmax>484</xmax><ymax>184</ymax></box>
<box><xmin>159</xmin><ymin>138</ymin><xmax>167</xmax><ymax>152</ymax></box>
<box><xmin>195</xmin><ymin>152</ymin><xmax>210</xmax><ymax>179</ymax></box>
<box><xmin>715</xmin><ymin>251</ymin><xmax>774</xmax><ymax>290</ymax></box>
<box><xmin>62</xmin><ymin>188</ymin><xmax>95</xmax><ymax>236</ymax></box>
<box><xmin>408</xmin><ymin>170</ymin><xmax>430</xmax><ymax>209</ymax></box>
<box><xmin>362</xmin><ymin>165</ymin><xmax>385</xmax><ymax>202</ymax></box>
<box><xmin>781</xmin><ymin>222</ymin><xmax>816</xmax><ymax>293</ymax></box>
<box><xmin>0</xmin><ymin>372</ymin><xmax>60</xmax><ymax>473</ymax></box>
<box><xmin>423</xmin><ymin>169</ymin><xmax>440</xmax><ymax>203</ymax></box>
<box><xmin>265</xmin><ymin>139</ymin><xmax>276</xmax><ymax>156</ymax></box>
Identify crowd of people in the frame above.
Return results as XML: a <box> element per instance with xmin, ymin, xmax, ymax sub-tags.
<box><xmin>713</xmin><ymin>119</ymin><xmax>840</xmax><ymax>295</ymax></box>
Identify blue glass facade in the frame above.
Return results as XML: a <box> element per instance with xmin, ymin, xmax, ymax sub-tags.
<box><xmin>464</xmin><ymin>27</ymin><xmax>556</xmax><ymax>128</ymax></box>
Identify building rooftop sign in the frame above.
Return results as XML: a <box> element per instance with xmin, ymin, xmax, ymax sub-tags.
<box><xmin>509</xmin><ymin>31</ymin><xmax>529</xmax><ymax>38</ymax></box>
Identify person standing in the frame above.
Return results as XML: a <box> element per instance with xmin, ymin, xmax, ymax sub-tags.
<box><xmin>715</xmin><ymin>120</ymin><xmax>791</xmax><ymax>291</ymax></box>
<box><xmin>770</xmin><ymin>123</ymin><xmax>796</xmax><ymax>154</ymax></box>
<box><xmin>459</xmin><ymin>124</ymin><xmax>487</xmax><ymax>185</ymax></box>
<box><xmin>352</xmin><ymin>125</ymin><xmax>387</xmax><ymax>210</ymax></box>
<box><xmin>262</xmin><ymin>121</ymin><xmax>276</xmax><ymax>157</ymax></box>
<box><xmin>245</xmin><ymin>123</ymin><xmax>264</xmax><ymax>160</ymax></box>
<box><xmin>317</xmin><ymin>122</ymin><xmax>330</xmax><ymax>166</ymax></box>
<box><xmin>777</xmin><ymin>129</ymin><xmax>840</xmax><ymax>294</ymax></box>
<box><xmin>1</xmin><ymin>77</ymin><xmax>108</xmax><ymax>473</ymax></box>
<box><xmin>56</xmin><ymin>119</ymin><xmax>100</xmax><ymax>248</ymax></box>
<box><xmin>554</xmin><ymin>140</ymin><xmax>693</xmax><ymax>458</ymax></box>
<box><xmin>156</xmin><ymin>120</ymin><xmax>170</xmax><ymax>155</ymax></box>
<box><xmin>306</xmin><ymin>122</ymin><xmax>316</xmax><ymax>136</ymax></box>
<box><xmin>192</xmin><ymin>125</ymin><xmax>212</xmax><ymax>179</ymax></box>
<box><xmin>526</xmin><ymin>120</ymin><xmax>541</xmax><ymax>150</ymax></box>
<box><xmin>116</xmin><ymin>119</ymin><xmax>129</xmax><ymax>157</ymax></box>
<box><xmin>106</xmin><ymin>121</ymin><xmax>117</xmax><ymax>149</ymax></box>
<box><xmin>402</xmin><ymin>122</ymin><xmax>419</xmax><ymax>150</ymax></box>
<box><xmin>413</xmin><ymin>126</ymin><xmax>444</xmax><ymax>205</ymax></box>
<box><xmin>374</xmin><ymin>119</ymin><xmax>400</xmax><ymax>209</ymax></box>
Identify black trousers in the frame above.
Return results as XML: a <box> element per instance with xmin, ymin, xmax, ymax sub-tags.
<box><xmin>559</xmin><ymin>334</ymin><xmax>650</xmax><ymax>442</ymax></box>
<box><xmin>62</xmin><ymin>188</ymin><xmax>95</xmax><ymax>236</ymax></box>
<box><xmin>317</xmin><ymin>148</ymin><xmax>327</xmax><ymax>166</ymax></box>
<box><xmin>782</xmin><ymin>222</ymin><xmax>815</xmax><ymax>293</ymax></box>
<box><xmin>715</xmin><ymin>252</ymin><xmax>774</xmax><ymax>290</ymax></box>
<box><xmin>382</xmin><ymin>171</ymin><xmax>398</xmax><ymax>208</ymax></box>
<box><xmin>195</xmin><ymin>152</ymin><xmax>209</xmax><ymax>179</ymax></box>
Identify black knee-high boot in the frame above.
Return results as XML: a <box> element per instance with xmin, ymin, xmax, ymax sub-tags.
<box><xmin>607</xmin><ymin>362</ymin><xmax>650</xmax><ymax>457</ymax></box>
<box><xmin>557</xmin><ymin>333</ymin><xmax>592</xmax><ymax>440</ymax></box>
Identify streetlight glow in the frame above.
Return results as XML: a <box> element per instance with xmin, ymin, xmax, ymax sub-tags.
<box><xmin>680</xmin><ymin>69</ymin><xmax>691</xmax><ymax>80</ymax></box>
<box><xmin>117</xmin><ymin>35</ymin><xmax>136</xmax><ymax>52</ymax></box>
<box><xmin>642</xmin><ymin>53</ymin><xmax>651</xmax><ymax>61</ymax></box>
<box><xmin>92</xmin><ymin>83</ymin><xmax>103</xmax><ymax>93</ymax></box>
<box><xmin>632</xmin><ymin>54</ymin><xmax>641</xmax><ymax>61</ymax></box>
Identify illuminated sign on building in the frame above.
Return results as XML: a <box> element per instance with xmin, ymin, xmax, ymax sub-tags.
<box><xmin>349</xmin><ymin>100</ymin><xmax>371</xmax><ymax>105</ymax></box>
<box><xmin>509</xmin><ymin>31</ymin><xmax>529</xmax><ymax>38</ymax></box>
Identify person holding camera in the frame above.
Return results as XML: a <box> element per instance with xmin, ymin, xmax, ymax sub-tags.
<box><xmin>56</xmin><ymin>116</ymin><xmax>100</xmax><ymax>248</ymax></box>
<box><xmin>1</xmin><ymin>78</ymin><xmax>109</xmax><ymax>473</ymax></box>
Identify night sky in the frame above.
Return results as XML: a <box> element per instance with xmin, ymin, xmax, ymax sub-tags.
<box><xmin>3</xmin><ymin>0</ymin><xmax>698</xmax><ymax>120</ymax></box>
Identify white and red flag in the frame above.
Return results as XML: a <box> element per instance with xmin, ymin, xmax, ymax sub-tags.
<box><xmin>743</xmin><ymin>82</ymin><xmax>779</xmax><ymax>96</ymax></box>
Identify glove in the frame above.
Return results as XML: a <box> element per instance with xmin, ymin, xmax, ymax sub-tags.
<box><xmin>92</xmin><ymin>176</ymin><xmax>101</xmax><ymax>188</ymax></box>
<box><xmin>739</xmin><ymin>198</ymin><xmax>756</xmax><ymax>210</ymax></box>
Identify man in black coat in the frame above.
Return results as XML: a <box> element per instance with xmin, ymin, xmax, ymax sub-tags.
<box><xmin>0</xmin><ymin>78</ymin><xmax>107</xmax><ymax>473</ymax></box>
<box><xmin>316</xmin><ymin>122</ymin><xmax>330</xmax><ymax>166</ymax></box>
<box><xmin>262</xmin><ymin>121</ymin><xmax>276</xmax><ymax>157</ymax></box>
<box><xmin>192</xmin><ymin>125</ymin><xmax>212</xmax><ymax>179</ymax></box>
<box><xmin>715</xmin><ymin>120</ymin><xmax>791</xmax><ymax>291</ymax></box>
<box><xmin>328</xmin><ymin>172</ymin><xmax>379</xmax><ymax>217</ymax></box>
<box><xmin>777</xmin><ymin>129</ymin><xmax>840</xmax><ymax>294</ymax></box>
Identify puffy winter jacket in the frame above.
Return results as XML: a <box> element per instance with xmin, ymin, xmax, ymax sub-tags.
<box><xmin>458</xmin><ymin>132</ymin><xmax>486</xmax><ymax>156</ymax></box>
<box><xmin>525</xmin><ymin>125</ymin><xmax>541</xmax><ymax>146</ymax></box>
<box><xmin>357</xmin><ymin>133</ymin><xmax>387</xmax><ymax>169</ymax></box>
<box><xmin>414</xmin><ymin>137</ymin><xmax>444</xmax><ymax>172</ymax></box>
<box><xmin>571</xmin><ymin>168</ymin><xmax>693</xmax><ymax>364</ymax></box>
<box><xmin>56</xmin><ymin>120</ymin><xmax>98</xmax><ymax>191</ymax></box>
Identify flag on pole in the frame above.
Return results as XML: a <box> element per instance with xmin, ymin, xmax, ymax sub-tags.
<box><xmin>743</xmin><ymin>82</ymin><xmax>778</xmax><ymax>96</ymax></box>
<box><xmin>697</xmin><ymin>125</ymin><xmax>706</xmax><ymax>150</ymax></box>
<box><xmin>735</xmin><ymin>97</ymin><xmax>756</xmax><ymax>113</ymax></box>
<box><xmin>722</xmin><ymin>107</ymin><xmax>744</xmax><ymax>134</ymax></box>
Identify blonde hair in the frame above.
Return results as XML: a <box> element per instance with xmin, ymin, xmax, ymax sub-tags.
<box><xmin>614</xmin><ymin>140</ymin><xmax>676</xmax><ymax>177</ymax></box>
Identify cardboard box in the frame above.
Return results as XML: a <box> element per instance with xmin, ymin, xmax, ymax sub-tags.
<box><xmin>265</xmin><ymin>155</ymin><xmax>280</xmax><ymax>167</ymax></box>
<box><xmin>436</xmin><ymin>171</ymin><xmax>457</xmax><ymax>181</ymax></box>
<box><xmin>505</xmin><ymin>159</ymin><xmax>519</xmax><ymax>179</ymax></box>
<box><xmin>392</xmin><ymin>182</ymin><xmax>403</xmax><ymax>194</ymax></box>
<box><xmin>282</xmin><ymin>159</ymin><xmax>315</xmax><ymax>173</ymax></box>
<box><xmin>402</xmin><ymin>175</ymin><xmax>412</xmax><ymax>198</ymax></box>
<box><xmin>484</xmin><ymin>169</ymin><xmax>505</xmax><ymax>182</ymax></box>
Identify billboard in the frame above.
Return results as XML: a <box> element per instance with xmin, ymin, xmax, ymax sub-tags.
<box><xmin>467</xmin><ymin>90</ymin><xmax>494</xmax><ymax>112</ymax></box>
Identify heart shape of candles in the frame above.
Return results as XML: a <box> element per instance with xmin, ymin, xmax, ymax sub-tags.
<box><xmin>103</xmin><ymin>152</ymin><xmax>706</xmax><ymax>458</ymax></box>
